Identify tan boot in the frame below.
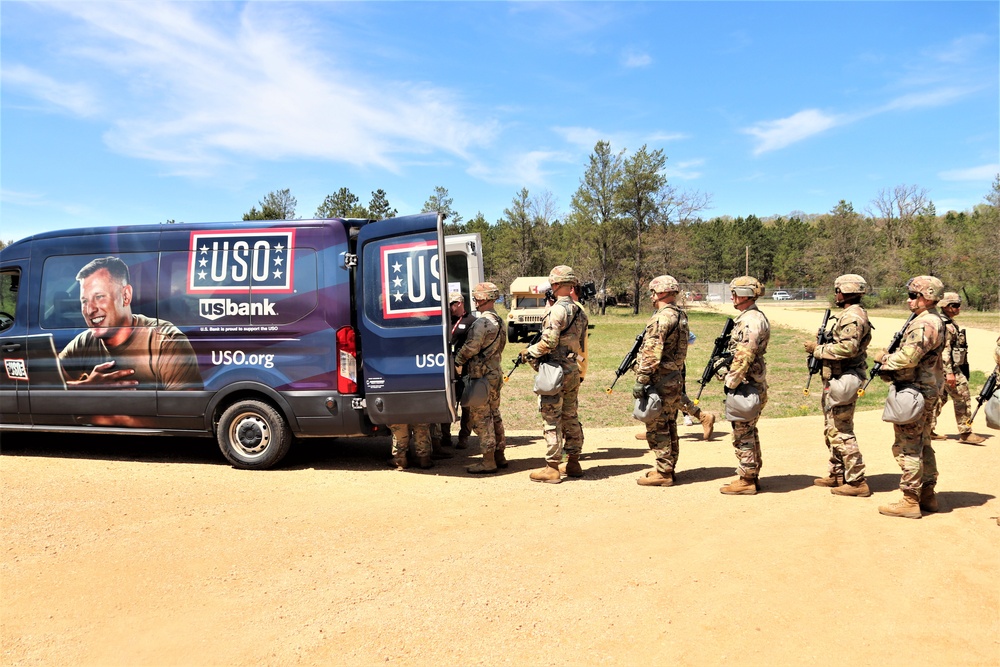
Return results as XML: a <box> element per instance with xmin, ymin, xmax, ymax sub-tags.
<box><xmin>495</xmin><ymin>448</ymin><xmax>509</xmax><ymax>469</ymax></box>
<box><xmin>431</xmin><ymin>438</ymin><xmax>453</xmax><ymax>459</ymax></box>
<box><xmin>720</xmin><ymin>477</ymin><xmax>757</xmax><ymax>495</ymax></box>
<box><xmin>558</xmin><ymin>455</ymin><xmax>584</xmax><ymax>478</ymax></box>
<box><xmin>390</xmin><ymin>454</ymin><xmax>408</xmax><ymax>470</ymax></box>
<box><xmin>700</xmin><ymin>412</ymin><xmax>716</xmax><ymax>440</ymax></box>
<box><xmin>919</xmin><ymin>485</ymin><xmax>939</xmax><ymax>512</ymax></box>
<box><xmin>878</xmin><ymin>492</ymin><xmax>922</xmax><ymax>518</ymax></box>
<box><xmin>930</xmin><ymin>431</ymin><xmax>946</xmax><ymax>441</ymax></box>
<box><xmin>417</xmin><ymin>455</ymin><xmax>434</xmax><ymax>470</ymax></box>
<box><xmin>959</xmin><ymin>432</ymin><xmax>986</xmax><ymax>444</ymax></box>
<box><xmin>813</xmin><ymin>474</ymin><xmax>845</xmax><ymax>487</ymax></box>
<box><xmin>467</xmin><ymin>451</ymin><xmax>498</xmax><ymax>474</ymax></box>
<box><xmin>637</xmin><ymin>469</ymin><xmax>674</xmax><ymax>487</ymax></box>
<box><xmin>831</xmin><ymin>479</ymin><xmax>872</xmax><ymax>497</ymax></box>
<box><xmin>529</xmin><ymin>462</ymin><xmax>562</xmax><ymax>484</ymax></box>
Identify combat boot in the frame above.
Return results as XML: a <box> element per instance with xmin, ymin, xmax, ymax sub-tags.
<box><xmin>831</xmin><ymin>479</ymin><xmax>872</xmax><ymax>497</ymax></box>
<box><xmin>930</xmin><ymin>431</ymin><xmax>946</xmax><ymax>441</ymax></box>
<box><xmin>431</xmin><ymin>437</ymin><xmax>453</xmax><ymax>459</ymax></box>
<box><xmin>529</xmin><ymin>462</ymin><xmax>562</xmax><ymax>484</ymax></box>
<box><xmin>455</xmin><ymin>436</ymin><xmax>469</xmax><ymax>450</ymax></box>
<box><xmin>720</xmin><ymin>477</ymin><xmax>757</xmax><ymax>495</ymax></box>
<box><xmin>919</xmin><ymin>485</ymin><xmax>939</xmax><ymax>512</ymax></box>
<box><xmin>417</xmin><ymin>455</ymin><xmax>434</xmax><ymax>470</ymax></box>
<box><xmin>700</xmin><ymin>412</ymin><xmax>716</xmax><ymax>440</ymax></box>
<box><xmin>637</xmin><ymin>469</ymin><xmax>674</xmax><ymax>487</ymax></box>
<box><xmin>558</xmin><ymin>455</ymin><xmax>584</xmax><ymax>478</ymax></box>
<box><xmin>813</xmin><ymin>474</ymin><xmax>845</xmax><ymax>487</ymax></box>
<box><xmin>390</xmin><ymin>454</ymin><xmax>408</xmax><ymax>470</ymax></box>
<box><xmin>878</xmin><ymin>491</ymin><xmax>921</xmax><ymax>518</ymax></box>
<box><xmin>467</xmin><ymin>451</ymin><xmax>498</xmax><ymax>474</ymax></box>
<box><xmin>495</xmin><ymin>448</ymin><xmax>509</xmax><ymax>469</ymax></box>
<box><xmin>959</xmin><ymin>432</ymin><xmax>986</xmax><ymax>444</ymax></box>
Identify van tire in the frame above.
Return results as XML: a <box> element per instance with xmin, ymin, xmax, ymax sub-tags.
<box><xmin>217</xmin><ymin>400</ymin><xmax>291</xmax><ymax>470</ymax></box>
<box><xmin>508</xmin><ymin>324</ymin><xmax>520</xmax><ymax>343</ymax></box>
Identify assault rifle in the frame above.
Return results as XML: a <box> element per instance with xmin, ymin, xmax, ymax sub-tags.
<box><xmin>504</xmin><ymin>330</ymin><xmax>543</xmax><ymax>382</ymax></box>
<box><xmin>694</xmin><ymin>318</ymin><xmax>735</xmax><ymax>405</ymax></box>
<box><xmin>858</xmin><ymin>312</ymin><xmax>917</xmax><ymax>397</ymax></box>
<box><xmin>803</xmin><ymin>309</ymin><xmax>832</xmax><ymax>396</ymax></box>
<box><xmin>967</xmin><ymin>365</ymin><xmax>999</xmax><ymax>426</ymax></box>
<box><xmin>606</xmin><ymin>332</ymin><xmax>645</xmax><ymax>394</ymax></box>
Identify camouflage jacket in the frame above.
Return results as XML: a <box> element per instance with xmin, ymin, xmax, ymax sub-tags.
<box><xmin>455</xmin><ymin>309</ymin><xmax>506</xmax><ymax>378</ymax></box>
<box><xmin>812</xmin><ymin>303</ymin><xmax>871</xmax><ymax>377</ymax></box>
<box><xmin>724</xmin><ymin>304</ymin><xmax>770</xmax><ymax>390</ymax></box>
<box><xmin>880</xmin><ymin>307</ymin><xmax>945</xmax><ymax>392</ymax></box>
<box><xmin>526</xmin><ymin>296</ymin><xmax>588</xmax><ymax>371</ymax></box>
<box><xmin>939</xmin><ymin>314</ymin><xmax>968</xmax><ymax>376</ymax></box>
<box><xmin>635</xmin><ymin>303</ymin><xmax>688</xmax><ymax>380</ymax></box>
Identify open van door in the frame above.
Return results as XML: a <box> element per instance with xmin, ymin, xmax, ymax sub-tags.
<box><xmin>442</xmin><ymin>233</ymin><xmax>485</xmax><ymax>316</ymax></box>
<box><xmin>356</xmin><ymin>213</ymin><xmax>458</xmax><ymax>425</ymax></box>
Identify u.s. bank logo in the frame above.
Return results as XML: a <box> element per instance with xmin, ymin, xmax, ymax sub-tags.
<box><xmin>381</xmin><ymin>240</ymin><xmax>442</xmax><ymax>319</ymax></box>
<box><xmin>187</xmin><ymin>229</ymin><xmax>296</xmax><ymax>294</ymax></box>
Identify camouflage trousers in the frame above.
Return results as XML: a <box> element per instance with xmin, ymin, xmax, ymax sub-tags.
<box><xmin>821</xmin><ymin>389</ymin><xmax>866</xmax><ymax>483</ymax></box>
<box><xmin>730</xmin><ymin>384</ymin><xmax>767</xmax><ymax>479</ymax></box>
<box><xmin>932</xmin><ymin>373</ymin><xmax>973</xmax><ymax>435</ymax></box>
<box><xmin>892</xmin><ymin>392</ymin><xmax>939</xmax><ymax>494</ymax></box>
<box><xmin>679</xmin><ymin>391</ymin><xmax>701</xmax><ymax>419</ymax></box>
<box><xmin>390</xmin><ymin>423</ymin><xmax>431</xmax><ymax>458</ymax></box>
<box><xmin>467</xmin><ymin>369</ymin><xmax>505</xmax><ymax>455</ymax></box>
<box><xmin>539</xmin><ymin>366</ymin><xmax>583</xmax><ymax>464</ymax></box>
<box><xmin>643</xmin><ymin>376</ymin><xmax>684</xmax><ymax>474</ymax></box>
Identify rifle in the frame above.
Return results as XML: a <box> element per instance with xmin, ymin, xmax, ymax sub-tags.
<box><xmin>694</xmin><ymin>318</ymin><xmax>735</xmax><ymax>405</ymax></box>
<box><xmin>606</xmin><ymin>332</ymin><xmax>645</xmax><ymax>394</ymax></box>
<box><xmin>504</xmin><ymin>330</ymin><xmax>543</xmax><ymax>382</ymax></box>
<box><xmin>858</xmin><ymin>312</ymin><xmax>917</xmax><ymax>397</ymax></box>
<box><xmin>967</xmin><ymin>365</ymin><xmax>999</xmax><ymax>426</ymax></box>
<box><xmin>803</xmin><ymin>309</ymin><xmax>832</xmax><ymax>396</ymax></box>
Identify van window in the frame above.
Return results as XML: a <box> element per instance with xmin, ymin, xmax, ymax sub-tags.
<box><xmin>361</xmin><ymin>232</ymin><xmax>443</xmax><ymax>328</ymax></box>
<box><xmin>0</xmin><ymin>270</ymin><xmax>18</xmax><ymax>332</ymax></box>
<box><xmin>40</xmin><ymin>253</ymin><xmax>159</xmax><ymax>330</ymax></box>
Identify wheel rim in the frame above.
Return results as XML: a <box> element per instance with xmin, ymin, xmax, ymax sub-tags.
<box><xmin>228</xmin><ymin>411</ymin><xmax>271</xmax><ymax>458</ymax></box>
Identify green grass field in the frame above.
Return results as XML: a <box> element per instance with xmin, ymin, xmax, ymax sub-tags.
<box><xmin>492</xmin><ymin>307</ymin><xmax>992</xmax><ymax>429</ymax></box>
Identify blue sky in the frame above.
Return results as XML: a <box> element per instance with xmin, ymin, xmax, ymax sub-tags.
<box><xmin>2</xmin><ymin>1</ymin><xmax>997</xmax><ymax>243</ymax></box>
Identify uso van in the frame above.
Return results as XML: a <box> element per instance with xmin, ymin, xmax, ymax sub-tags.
<box><xmin>0</xmin><ymin>213</ymin><xmax>483</xmax><ymax>469</ymax></box>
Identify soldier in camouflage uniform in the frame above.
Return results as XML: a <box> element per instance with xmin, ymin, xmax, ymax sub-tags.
<box><xmin>931</xmin><ymin>292</ymin><xmax>986</xmax><ymax>444</ymax></box>
<box><xmin>633</xmin><ymin>275</ymin><xmax>689</xmax><ymax>487</ymax></box>
<box><xmin>521</xmin><ymin>265</ymin><xmax>589</xmax><ymax>483</ymax></box>
<box><xmin>389</xmin><ymin>423</ymin><xmax>433</xmax><ymax>470</ymax></box>
<box><xmin>719</xmin><ymin>276</ymin><xmax>770</xmax><ymax>496</ymax></box>
<box><xmin>875</xmin><ymin>275</ymin><xmax>947</xmax><ymax>519</ymax></box>
<box><xmin>804</xmin><ymin>274</ymin><xmax>873</xmax><ymax>497</ymax></box>
<box><xmin>454</xmin><ymin>282</ymin><xmax>507</xmax><ymax>474</ymax></box>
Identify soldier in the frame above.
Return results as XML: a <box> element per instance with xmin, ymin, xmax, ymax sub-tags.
<box><xmin>804</xmin><ymin>274</ymin><xmax>873</xmax><ymax>497</ymax></box>
<box><xmin>931</xmin><ymin>292</ymin><xmax>986</xmax><ymax>444</ymax></box>
<box><xmin>719</xmin><ymin>276</ymin><xmax>770</xmax><ymax>495</ymax></box>
<box><xmin>442</xmin><ymin>291</ymin><xmax>477</xmax><ymax>450</ymax></box>
<box><xmin>454</xmin><ymin>282</ymin><xmax>507</xmax><ymax>474</ymax></box>
<box><xmin>633</xmin><ymin>275</ymin><xmax>689</xmax><ymax>487</ymax></box>
<box><xmin>875</xmin><ymin>275</ymin><xmax>947</xmax><ymax>519</ymax></box>
<box><xmin>520</xmin><ymin>265</ymin><xmax>589</xmax><ymax>483</ymax></box>
<box><xmin>388</xmin><ymin>423</ymin><xmax>433</xmax><ymax>470</ymax></box>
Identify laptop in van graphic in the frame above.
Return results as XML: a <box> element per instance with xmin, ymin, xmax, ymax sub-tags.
<box><xmin>3</xmin><ymin>334</ymin><xmax>69</xmax><ymax>390</ymax></box>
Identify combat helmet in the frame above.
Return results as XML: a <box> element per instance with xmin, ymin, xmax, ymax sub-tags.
<box><xmin>448</xmin><ymin>291</ymin><xmax>464</xmax><ymax>304</ymax></box>
<box><xmin>471</xmin><ymin>281</ymin><xmax>500</xmax><ymax>302</ymax></box>
<box><xmin>730</xmin><ymin>275</ymin><xmax>764</xmax><ymax>298</ymax></box>
<box><xmin>940</xmin><ymin>291</ymin><xmax>961</xmax><ymax>307</ymax></box>
<box><xmin>834</xmin><ymin>274</ymin><xmax>868</xmax><ymax>295</ymax></box>
<box><xmin>906</xmin><ymin>275</ymin><xmax>945</xmax><ymax>302</ymax></box>
<box><xmin>548</xmin><ymin>265</ymin><xmax>578</xmax><ymax>286</ymax></box>
<box><xmin>649</xmin><ymin>275</ymin><xmax>680</xmax><ymax>294</ymax></box>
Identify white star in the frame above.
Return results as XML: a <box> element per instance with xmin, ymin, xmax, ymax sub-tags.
<box><xmin>393</xmin><ymin>277</ymin><xmax>403</xmax><ymax>287</ymax></box>
<box><xmin>274</xmin><ymin>243</ymin><xmax>285</xmax><ymax>253</ymax></box>
<box><xmin>199</xmin><ymin>257</ymin><xmax>208</xmax><ymax>267</ymax></box>
<box><xmin>273</xmin><ymin>256</ymin><xmax>283</xmax><ymax>266</ymax></box>
<box><xmin>392</xmin><ymin>261</ymin><xmax>402</xmax><ymax>273</ymax></box>
<box><xmin>273</xmin><ymin>270</ymin><xmax>283</xmax><ymax>279</ymax></box>
<box><xmin>198</xmin><ymin>270</ymin><xmax>207</xmax><ymax>280</ymax></box>
<box><xmin>199</xmin><ymin>244</ymin><xmax>209</xmax><ymax>254</ymax></box>
<box><xmin>393</xmin><ymin>292</ymin><xmax>404</xmax><ymax>302</ymax></box>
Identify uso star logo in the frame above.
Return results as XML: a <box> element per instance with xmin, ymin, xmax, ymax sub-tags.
<box><xmin>187</xmin><ymin>229</ymin><xmax>295</xmax><ymax>294</ymax></box>
<box><xmin>381</xmin><ymin>240</ymin><xmax>442</xmax><ymax>319</ymax></box>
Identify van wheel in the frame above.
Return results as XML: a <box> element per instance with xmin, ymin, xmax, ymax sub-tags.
<box><xmin>216</xmin><ymin>400</ymin><xmax>291</xmax><ymax>469</ymax></box>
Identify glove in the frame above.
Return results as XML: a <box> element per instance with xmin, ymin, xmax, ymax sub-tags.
<box><xmin>519</xmin><ymin>349</ymin><xmax>532</xmax><ymax>363</ymax></box>
<box><xmin>632</xmin><ymin>382</ymin><xmax>646</xmax><ymax>399</ymax></box>
<box><xmin>803</xmin><ymin>340</ymin><xmax>817</xmax><ymax>355</ymax></box>
<box><xmin>876</xmin><ymin>351</ymin><xmax>888</xmax><ymax>364</ymax></box>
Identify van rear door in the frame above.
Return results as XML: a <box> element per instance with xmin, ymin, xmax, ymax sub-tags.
<box><xmin>355</xmin><ymin>213</ymin><xmax>457</xmax><ymax>425</ymax></box>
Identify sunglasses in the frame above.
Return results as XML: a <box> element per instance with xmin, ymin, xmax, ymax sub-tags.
<box><xmin>907</xmin><ymin>292</ymin><xmax>920</xmax><ymax>299</ymax></box>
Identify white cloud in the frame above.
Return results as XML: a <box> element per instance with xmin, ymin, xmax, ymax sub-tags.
<box><xmin>743</xmin><ymin>109</ymin><xmax>841</xmax><ymax>155</ymax></box>
<box><xmin>0</xmin><ymin>64</ymin><xmax>99</xmax><ymax>117</ymax></box>
<box><xmin>622</xmin><ymin>50</ymin><xmax>652</xmax><ymax>68</ymax></box>
<box><xmin>664</xmin><ymin>159</ymin><xmax>704</xmax><ymax>181</ymax></box>
<box><xmin>939</xmin><ymin>164</ymin><xmax>999</xmax><ymax>182</ymax></box>
<box><xmin>877</xmin><ymin>86</ymin><xmax>978</xmax><ymax>113</ymax></box>
<box><xmin>24</xmin><ymin>3</ymin><xmax>498</xmax><ymax>175</ymax></box>
<box><xmin>467</xmin><ymin>150</ymin><xmax>571</xmax><ymax>187</ymax></box>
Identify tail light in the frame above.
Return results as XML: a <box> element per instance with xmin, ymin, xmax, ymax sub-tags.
<box><xmin>336</xmin><ymin>326</ymin><xmax>358</xmax><ymax>394</ymax></box>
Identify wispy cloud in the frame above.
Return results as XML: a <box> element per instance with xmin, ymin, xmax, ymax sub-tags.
<box><xmin>664</xmin><ymin>159</ymin><xmax>704</xmax><ymax>181</ymax></box>
<box><xmin>939</xmin><ymin>164</ymin><xmax>999</xmax><ymax>181</ymax></box>
<box><xmin>621</xmin><ymin>50</ymin><xmax>652</xmax><ymax>68</ymax></box>
<box><xmin>12</xmin><ymin>3</ymin><xmax>497</xmax><ymax>176</ymax></box>
<box><xmin>468</xmin><ymin>150</ymin><xmax>572</xmax><ymax>187</ymax></box>
<box><xmin>1</xmin><ymin>64</ymin><xmax>100</xmax><ymax>116</ymax></box>
<box><xmin>743</xmin><ymin>109</ymin><xmax>841</xmax><ymax>155</ymax></box>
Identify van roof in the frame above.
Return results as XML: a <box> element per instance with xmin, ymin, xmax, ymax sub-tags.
<box><xmin>509</xmin><ymin>276</ymin><xmax>549</xmax><ymax>294</ymax></box>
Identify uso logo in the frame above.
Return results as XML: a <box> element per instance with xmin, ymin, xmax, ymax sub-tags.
<box><xmin>187</xmin><ymin>229</ymin><xmax>295</xmax><ymax>294</ymax></box>
<box><xmin>380</xmin><ymin>240</ymin><xmax>442</xmax><ymax>319</ymax></box>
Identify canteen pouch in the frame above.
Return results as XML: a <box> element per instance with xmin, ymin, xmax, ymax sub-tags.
<box><xmin>985</xmin><ymin>393</ymin><xmax>1000</xmax><ymax>430</ymax></box>
<box><xmin>826</xmin><ymin>372</ymin><xmax>863</xmax><ymax>408</ymax></box>
<box><xmin>882</xmin><ymin>383</ymin><xmax>925</xmax><ymax>425</ymax></box>
<box><xmin>533</xmin><ymin>362</ymin><xmax>564</xmax><ymax>396</ymax></box>
<box><xmin>460</xmin><ymin>376</ymin><xmax>490</xmax><ymax>408</ymax></box>
<box><xmin>633</xmin><ymin>391</ymin><xmax>663</xmax><ymax>424</ymax></box>
<box><xmin>724</xmin><ymin>383</ymin><xmax>762</xmax><ymax>422</ymax></box>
